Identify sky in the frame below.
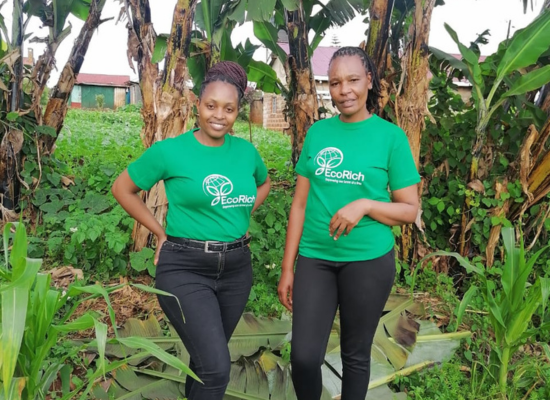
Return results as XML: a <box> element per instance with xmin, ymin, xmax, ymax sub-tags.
<box><xmin>1</xmin><ymin>0</ymin><xmax>546</xmax><ymax>85</ymax></box>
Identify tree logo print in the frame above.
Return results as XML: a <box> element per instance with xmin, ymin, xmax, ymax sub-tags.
<box><xmin>203</xmin><ymin>174</ymin><xmax>234</xmax><ymax>206</ymax></box>
<box><xmin>314</xmin><ymin>147</ymin><xmax>344</xmax><ymax>175</ymax></box>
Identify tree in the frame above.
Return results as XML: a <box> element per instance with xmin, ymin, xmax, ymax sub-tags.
<box><xmin>254</xmin><ymin>0</ymin><xmax>366</xmax><ymax>166</ymax></box>
<box><xmin>0</xmin><ymin>0</ymin><xmax>106</xmax><ymax>219</ymax></box>
<box><xmin>365</xmin><ymin>0</ymin><xmax>395</xmax><ymax>79</ymax></box>
<box><xmin>124</xmin><ymin>0</ymin><xmax>199</xmax><ymax>251</ymax></box>
<box><xmin>331</xmin><ymin>33</ymin><xmax>340</xmax><ymax>47</ymax></box>
<box><xmin>40</xmin><ymin>0</ymin><xmax>109</xmax><ymax>154</ymax></box>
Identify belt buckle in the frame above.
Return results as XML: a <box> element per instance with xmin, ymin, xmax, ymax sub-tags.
<box><xmin>204</xmin><ymin>241</ymin><xmax>213</xmax><ymax>253</ymax></box>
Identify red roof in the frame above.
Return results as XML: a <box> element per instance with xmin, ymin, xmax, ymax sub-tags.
<box><xmin>76</xmin><ymin>73</ymin><xmax>130</xmax><ymax>87</ymax></box>
<box><xmin>278</xmin><ymin>43</ymin><xmax>338</xmax><ymax>78</ymax></box>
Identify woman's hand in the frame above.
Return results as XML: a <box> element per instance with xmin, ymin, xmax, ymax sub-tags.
<box><xmin>154</xmin><ymin>233</ymin><xmax>167</xmax><ymax>265</ymax></box>
<box><xmin>278</xmin><ymin>270</ymin><xmax>294</xmax><ymax>312</ymax></box>
<box><xmin>329</xmin><ymin>199</ymin><xmax>370</xmax><ymax>240</ymax></box>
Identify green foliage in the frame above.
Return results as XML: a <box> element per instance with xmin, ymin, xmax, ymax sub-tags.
<box><xmin>22</xmin><ymin>108</ymin><xmax>143</xmax><ymax>277</ymax></box>
<box><xmin>0</xmin><ymin>222</ymin><xmax>196</xmax><ymax>400</ymax></box>
<box><xmin>430</xmin><ymin>227</ymin><xmax>550</xmax><ymax>395</ymax></box>
<box><xmin>393</xmin><ymin>362</ymin><xmax>501</xmax><ymax>400</ymax></box>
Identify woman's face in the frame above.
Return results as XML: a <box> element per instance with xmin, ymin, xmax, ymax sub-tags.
<box><xmin>198</xmin><ymin>81</ymin><xmax>240</xmax><ymax>140</ymax></box>
<box><xmin>328</xmin><ymin>55</ymin><xmax>372</xmax><ymax>123</ymax></box>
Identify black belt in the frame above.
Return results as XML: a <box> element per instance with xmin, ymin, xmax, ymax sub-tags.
<box><xmin>166</xmin><ymin>235</ymin><xmax>251</xmax><ymax>253</ymax></box>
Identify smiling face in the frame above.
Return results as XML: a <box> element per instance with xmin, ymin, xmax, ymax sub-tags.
<box><xmin>328</xmin><ymin>55</ymin><xmax>373</xmax><ymax>123</ymax></box>
<box><xmin>197</xmin><ymin>80</ymin><xmax>240</xmax><ymax>143</ymax></box>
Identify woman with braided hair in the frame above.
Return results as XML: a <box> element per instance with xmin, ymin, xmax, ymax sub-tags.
<box><xmin>278</xmin><ymin>47</ymin><xmax>420</xmax><ymax>399</ymax></box>
<box><xmin>112</xmin><ymin>61</ymin><xmax>270</xmax><ymax>400</ymax></box>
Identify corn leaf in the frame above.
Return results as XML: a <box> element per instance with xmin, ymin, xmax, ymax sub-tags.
<box><xmin>501</xmin><ymin>227</ymin><xmax>520</xmax><ymax>300</ymax></box>
<box><xmin>117</xmin><ymin>336</ymin><xmax>201</xmax><ymax>382</ymax></box>
<box><xmin>455</xmin><ymin>285</ymin><xmax>478</xmax><ymax>330</ymax></box>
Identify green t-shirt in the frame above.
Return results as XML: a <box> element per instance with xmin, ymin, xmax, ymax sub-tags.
<box><xmin>295</xmin><ymin>115</ymin><xmax>420</xmax><ymax>262</ymax></box>
<box><xmin>128</xmin><ymin>130</ymin><xmax>268</xmax><ymax>242</ymax></box>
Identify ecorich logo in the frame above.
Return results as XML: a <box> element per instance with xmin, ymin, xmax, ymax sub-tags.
<box><xmin>314</xmin><ymin>147</ymin><xmax>364</xmax><ymax>184</ymax></box>
<box><xmin>203</xmin><ymin>174</ymin><xmax>255</xmax><ymax>208</ymax></box>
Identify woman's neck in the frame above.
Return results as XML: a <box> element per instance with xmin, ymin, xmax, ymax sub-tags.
<box><xmin>194</xmin><ymin>129</ymin><xmax>225</xmax><ymax>147</ymax></box>
<box><xmin>339</xmin><ymin>108</ymin><xmax>372</xmax><ymax>123</ymax></box>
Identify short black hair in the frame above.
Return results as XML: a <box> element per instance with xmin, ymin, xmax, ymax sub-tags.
<box><xmin>329</xmin><ymin>46</ymin><xmax>381</xmax><ymax>115</ymax></box>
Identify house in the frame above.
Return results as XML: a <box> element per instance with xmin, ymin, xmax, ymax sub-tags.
<box><xmin>70</xmin><ymin>73</ymin><xmax>142</xmax><ymax>109</ymax></box>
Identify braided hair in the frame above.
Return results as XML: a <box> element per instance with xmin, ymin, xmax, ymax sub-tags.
<box><xmin>329</xmin><ymin>47</ymin><xmax>381</xmax><ymax>115</ymax></box>
<box><xmin>199</xmin><ymin>61</ymin><xmax>248</xmax><ymax>104</ymax></box>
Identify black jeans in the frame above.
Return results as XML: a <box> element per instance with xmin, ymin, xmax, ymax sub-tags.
<box><xmin>291</xmin><ymin>250</ymin><xmax>396</xmax><ymax>400</ymax></box>
<box><xmin>155</xmin><ymin>240</ymin><xmax>253</xmax><ymax>400</ymax></box>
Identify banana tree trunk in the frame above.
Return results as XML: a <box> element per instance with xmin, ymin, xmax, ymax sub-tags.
<box><xmin>0</xmin><ymin>0</ymin><xmax>24</xmax><ymax>218</ymax></box>
<box><xmin>40</xmin><ymin>0</ymin><xmax>107</xmax><ymax>155</ymax></box>
<box><xmin>286</xmin><ymin>5</ymin><xmax>319</xmax><ymax>167</ymax></box>
<box><xmin>129</xmin><ymin>0</ymin><xmax>197</xmax><ymax>251</ymax></box>
<box><xmin>365</xmin><ymin>0</ymin><xmax>395</xmax><ymax>79</ymax></box>
<box><xmin>395</xmin><ymin>0</ymin><xmax>436</xmax><ymax>264</ymax></box>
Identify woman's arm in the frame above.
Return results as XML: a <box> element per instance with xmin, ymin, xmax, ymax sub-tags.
<box><xmin>329</xmin><ymin>184</ymin><xmax>419</xmax><ymax>240</ymax></box>
<box><xmin>278</xmin><ymin>175</ymin><xmax>310</xmax><ymax>311</ymax></box>
<box><xmin>112</xmin><ymin>170</ymin><xmax>166</xmax><ymax>263</ymax></box>
<box><xmin>252</xmin><ymin>176</ymin><xmax>271</xmax><ymax>213</ymax></box>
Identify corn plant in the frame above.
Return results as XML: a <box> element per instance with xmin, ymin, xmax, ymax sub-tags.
<box><xmin>0</xmin><ymin>222</ymin><xmax>199</xmax><ymax>400</ymax></box>
<box><xmin>428</xmin><ymin>227</ymin><xmax>550</xmax><ymax>396</ymax></box>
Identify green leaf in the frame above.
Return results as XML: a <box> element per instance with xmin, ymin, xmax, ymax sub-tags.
<box><xmin>220</xmin><ymin>29</ymin><xmax>238</xmax><ymax>62</ymax></box>
<box><xmin>247</xmin><ymin>0</ymin><xmax>276</xmax><ymax>21</ymax></box>
<box><xmin>36</xmin><ymin>125</ymin><xmax>57</xmax><ymax>137</ymax></box>
<box><xmin>79</xmin><ymin>192</ymin><xmax>110</xmax><ymax>214</ymax></box>
<box><xmin>200</xmin><ymin>0</ymin><xmax>224</xmax><ymax>38</ymax></box>
<box><xmin>227</xmin><ymin>0</ymin><xmax>247</xmax><ymax>24</ymax></box>
<box><xmin>117</xmin><ymin>337</ymin><xmax>201</xmax><ymax>382</ymax></box>
<box><xmin>503</xmin><ymin>65</ymin><xmax>550</xmax><ymax>97</ymax></box>
<box><xmin>94</xmin><ymin>318</ymin><xmax>108</xmax><ymax>377</ymax></box>
<box><xmin>0</xmin><ymin>377</ymin><xmax>26</xmax><ymax>400</ymax></box>
<box><xmin>436</xmin><ymin>201</ymin><xmax>445</xmax><ymax>213</ymax></box>
<box><xmin>129</xmin><ymin>248</ymin><xmax>155</xmax><ymax>273</ymax></box>
<box><xmin>501</xmin><ymin>227</ymin><xmax>519</xmax><ymax>300</ymax></box>
<box><xmin>510</xmin><ymin>244</ymin><xmax>550</xmax><ymax>310</ymax></box>
<box><xmin>247</xmin><ymin>60</ymin><xmax>281</xmax><ymax>94</ymax></box>
<box><xmin>444</xmin><ymin>23</ymin><xmax>484</xmax><ymax>96</ymax></box>
<box><xmin>6</xmin><ymin>111</ymin><xmax>19</xmax><ymax>121</ymax></box>
<box><xmin>70</xmin><ymin>0</ymin><xmax>91</xmax><ymax>20</ymax></box>
<box><xmin>188</xmin><ymin>53</ymin><xmax>207</xmax><ymax>96</ymax></box>
<box><xmin>455</xmin><ymin>285</ymin><xmax>478</xmax><ymax>331</ymax></box>
<box><xmin>429</xmin><ymin>46</ymin><xmax>473</xmax><ymax>82</ymax></box>
<box><xmin>2</xmin><ymin>280</ymin><xmax>31</xmax><ymax>395</ymax></box>
<box><xmin>52</xmin><ymin>313</ymin><xmax>95</xmax><ymax>332</ymax></box>
<box><xmin>422</xmin><ymin>251</ymin><xmax>485</xmax><ymax>276</ymax></box>
<box><xmin>131</xmin><ymin>283</ymin><xmax>185</xmax><ymax>322</ymax></box>
<box><xmin>253</xmin><ymin>21</ymin><xmax>287</xmax><ymax>64</ymax></box>
<box><xmin>505</xmin><ymin>281</ymin><xmax>541</xmax><ymax>345</ymax></box>
<box><xmin>53</xmin><ymin>0</ymin><xmax>73</xmax><ymax>37</ymax></box>
<box><xmin>540</xmin><ymin>277</ymin><xmax>550</xmax><ymax>318</ymax></box>
<box><xmin>280</xmin><ymin>0</ymin><xmax>299</xmax><ymax>10</ymax></box>
<box><xmin>151</xmin><ymin>34</ymin><xmax>169</xmax><ymax>64</ymax></box>
<box><xmin>69</xmin><ymin>285</ymin><xmax>118</xmax><ymax>338</ymax></box>
<box><xmin>497</xmin><ymin>10</ymin><xmax>550</xmax><ymax>80</ymax></box>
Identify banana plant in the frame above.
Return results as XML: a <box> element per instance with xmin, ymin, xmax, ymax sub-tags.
<box><xmin>90</xmin><ymin>294</ymin><xmax>469</xmax><ymax>400</ymax></box>
<box><xmin>427</xmin><ymin>227</ymin><xmax>550</xmax><ymax>395</ymax></box>
<box><xmin>430</xmin><ymin>10</ymin><xmax>550</xmax><ymax>181</ymax></box>
<box><xmin>149</xmin><ymin>0</ymin><xmax>283</xmax><ymax>96</ymax></box>
<box><xmin>0</xmin><ymin>222</ymin><xmax>198</xmax><ymax>400</ymax></box>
